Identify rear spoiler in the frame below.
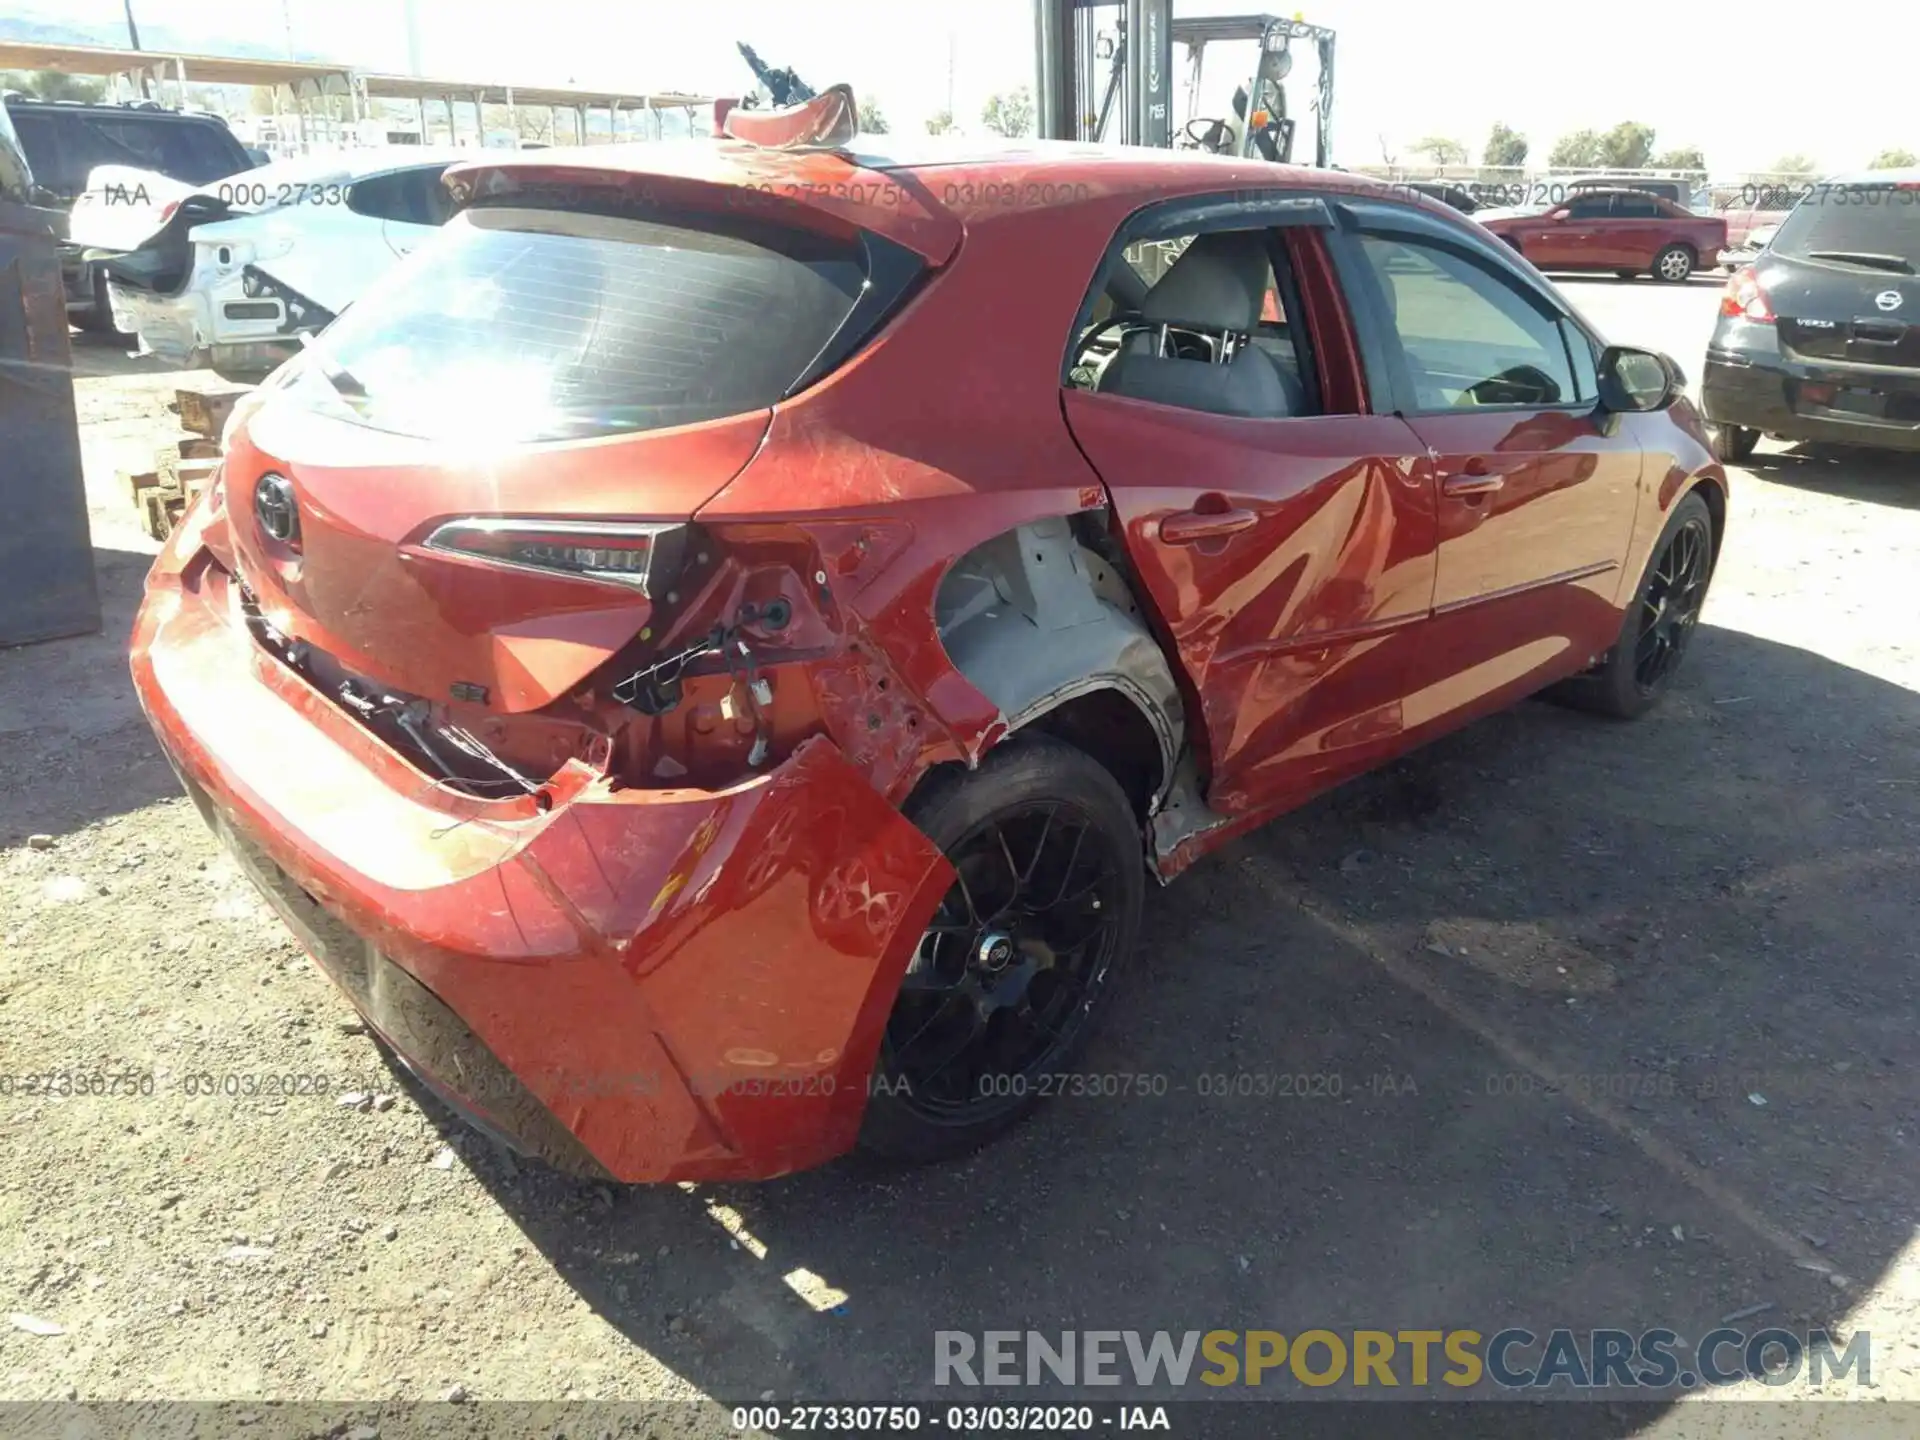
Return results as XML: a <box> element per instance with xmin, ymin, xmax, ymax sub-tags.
<box><xmin>719</xmin><ymin>84</ymin><xmax>858</xmax><ymax>151</ymax></box>
<box><xmin>442</xmin><ymin>95</ymin><xmax>963</xmax><ymax>267</ymax></box>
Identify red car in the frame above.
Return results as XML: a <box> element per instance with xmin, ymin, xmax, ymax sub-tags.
<box><xmin>130</xmin><ymin>87</ymin><xmax>1728</xmax><ymax>1182</ymax></box>
<box><xmin>1476</xmin><ymin>187</ymin><xmax>1729</xmax><ymax>282</ymax></box>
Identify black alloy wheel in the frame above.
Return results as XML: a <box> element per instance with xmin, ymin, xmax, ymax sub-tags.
<box><xmin>1632</xmin><ymin>508</ymin><xmax>1712</xmax><ymax>696</ymax></box>
<box><xmin>859</xmin><ymin>735</ymin><xmax>1143</xmax><ymax>1162</ymax></box>
<box><xmin>1547</xmin><ymin>490</ymin><xmax>1717</xmax><ymax>720</ymax></box>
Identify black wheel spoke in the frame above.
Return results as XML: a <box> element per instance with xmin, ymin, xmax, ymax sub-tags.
<box><xmin>1633</xmin><ymin>516</ymin><xmax>1711</xmax><ymax>693</ymax></box>
<box><xmin>880</xmin><ymin>796</ymin><xmax>1124</xmax><ymax>1125</ymax></box>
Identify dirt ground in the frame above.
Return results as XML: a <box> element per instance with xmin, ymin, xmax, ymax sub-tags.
<box><xmin>4</xmin><ymin>291</ymin><xmax>1920</xmax><ymax>1436</ymax></box>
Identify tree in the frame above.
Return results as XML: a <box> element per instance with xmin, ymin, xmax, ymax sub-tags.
<box><xmin>981</xmin><ymin>87</ymin><xmax>1034</xmax><ymax>139</ymax></box>
<box><xmin>1869</xmin><ymin>147</ymin><xmax>1918</xmax><ymax>169</ymax></box>
<box><xmin>857</xmin><ymin>99</ymin><xmax>890</xmax><ymax>135</ymax></box>
<box><xmin>1652</xmin><ymin>146</ymin><xmax>1706</xmax><ymax>172</ymax></box>
<box><xmin>1484</xmin><ymin>122</ymin><xmax>1528</xmax><ymax>168</ymax></box>
<box><xmin>1408</xmin><ymin>136</ymin><xmax>1468</xmax><ymax>167</ymax></box>
<box><xmin>925</xmin><ymin>109</ymin><xmax>958</xmax><ymax>136</ymax></box>
<box><xmin>1598</xmin><ymin>121</ymin><xmax>1656</xmax><ymax>169</ymax></box>
<box><xmin>1549</xmin><ymin>129</ymin><xmax>1603</xmax><ymax>168</ymax></box>
<box><xmin>1773</xmin><ymin>153</ymin><xmax>1819</xmax><ymax>175</ymax></box>
<box><xmin>1</xmin><ymin>70</ymin><xmax>107</xmax><ymax>103</ymax></box>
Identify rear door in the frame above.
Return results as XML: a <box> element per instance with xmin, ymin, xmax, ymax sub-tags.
<box><xmin>1607</xmin><ymin>192</ymin><xmax>1669</xmax><ymax>268</ymax></box>
<box><xmin>1059</xmin><ymin>193</ymin><xmax>1440</xmax><ymax>818</ymax></box>
<box><xmin>1329</xmin><ymin>199</ymin><xmax>1641</xmax><ymax>739</ymax></box>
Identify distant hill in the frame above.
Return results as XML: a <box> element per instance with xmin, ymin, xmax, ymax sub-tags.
<box><xmin>0</xmin><ymin>13</ymin><xmax>339</xmax><ymax>65</ymax></box>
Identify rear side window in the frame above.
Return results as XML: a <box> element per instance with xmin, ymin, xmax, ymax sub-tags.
<box><xmin>9</xmin><ymin>112</ymin><xmax>69</xmax><ymax>196</ymax></box>
<box><xmin>292</xmin><ymin>205</ymin><xmax>872</xmax><ymax>443</ymax></box>
<box><xmin>1771</xmin><ymin>186</ymin><xmax>1920</xmax><ymax>269</ymax></box>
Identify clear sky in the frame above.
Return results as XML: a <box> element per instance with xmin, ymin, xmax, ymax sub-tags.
<box><xmin>15</xmin><ymin>0</ymin><xmax>1914</xmax><ymax>173</ymax></box>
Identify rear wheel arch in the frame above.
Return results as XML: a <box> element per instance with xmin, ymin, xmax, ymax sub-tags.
<box><xmin>927</xmin><ymin>515</ymin><xmax>1187</xmax><ymax>822</ymax></box>
<box><xmin>1691</xmin><ymin>475</ymin><xmax>1728</xmax><ymax>568</ymax></box>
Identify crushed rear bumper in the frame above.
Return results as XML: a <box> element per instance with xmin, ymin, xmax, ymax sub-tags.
<box><xmin>129</xmin><ymin>518</ymin><xmax>951</xmax><ymax>1181</ymax></box>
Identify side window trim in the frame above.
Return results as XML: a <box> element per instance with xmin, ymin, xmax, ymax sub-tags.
<box><xmin>1327</xmin><ymin>199</ymin><xmax>1603</xmax><ymax>418</ymax></box>
<box><xmin>1262</xmin><ymin>229</ymin><xmax>1322</xmax><ymax>416</ymax></box>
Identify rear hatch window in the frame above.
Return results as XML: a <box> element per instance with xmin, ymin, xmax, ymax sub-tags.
<box><xmin>1770</xmin><ymin>186</ymin><xmax>1920</xmax><ymax>273</ymax></box>
<box><xmin>1767</xmin><ymin>185</ymin><xmax>1920</xmax><ymax>365</ymax></box>
<box><xmin>286</xmin><ymin>204</ymin><xmax>876</xmax><ymax>444</ymax></box>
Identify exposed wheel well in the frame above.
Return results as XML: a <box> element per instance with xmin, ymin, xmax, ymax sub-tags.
<box><xmin>1025</xmin><ymin>688</ymin><xmax>1165</xmax><ymax>820</ymax></box>
<box><xmin>929</xmin><ymin>514</ymin><xmax>1187</xmax><ymax>823</ymax></box>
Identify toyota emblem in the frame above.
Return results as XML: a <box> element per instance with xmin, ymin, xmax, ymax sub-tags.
<box><xmin>1875</xmin><ymin>290</ymin><xmax>1904</xmax><ymax>312</ymax></box>
<box><xmin>254</xmin><ymin>472</ymin><xmax>299</xmax><ymax>544</ymax></box>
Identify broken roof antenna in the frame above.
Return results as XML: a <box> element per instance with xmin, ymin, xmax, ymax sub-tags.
<box><xmin>736</xmin><ymin>43</ymin><xmax>815</xmax><ymax>109</ymax></box>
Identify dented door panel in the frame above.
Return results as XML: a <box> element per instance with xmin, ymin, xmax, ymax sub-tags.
<box><xmin>1064</xmin><ymin>394</ymin><xmax>1440</xmax><ymax>817</ymax></box>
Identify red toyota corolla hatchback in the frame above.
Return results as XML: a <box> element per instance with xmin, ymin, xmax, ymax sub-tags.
<box><xmin>131</xmin><ymin>89</ymin><xmax>1726</xmax><ymax>1183</ymax></box>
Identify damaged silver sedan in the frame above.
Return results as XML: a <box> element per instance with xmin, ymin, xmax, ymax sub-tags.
<box><xmin>71</xmin><ymin>149</ymin><xmax>460</xmax><ymax>373</ymax></box>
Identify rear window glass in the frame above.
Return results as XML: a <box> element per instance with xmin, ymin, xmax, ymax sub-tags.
<box><xmin>291</xmin><ymin>206</ymin><xmax>867</xmax><ymax>443</ymax></box>
<box><xmin>1771</xmin><ymin>186</ymin><xmax>1920</xmax><ymax>269</ymax></box>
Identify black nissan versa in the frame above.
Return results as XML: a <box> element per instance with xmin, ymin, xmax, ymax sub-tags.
<box><xmin>1700</xmin><ymin>169</ymin><xmax>1920</xmax><ymax>461</ymax></box>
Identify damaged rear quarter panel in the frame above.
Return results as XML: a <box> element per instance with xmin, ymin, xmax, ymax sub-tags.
<box><xmin>697</xmin><ymin>193</ymin><xmax>1156</xmax><ymax>802</ymax></box>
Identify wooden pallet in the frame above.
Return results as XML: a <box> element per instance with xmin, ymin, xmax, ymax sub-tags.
<box><xmin>172</xmin><ymin>383</ymin><xmax>253</xmax><ymax>441</ymax></box>
<box><xmin>131</xmin><ymin>384</ymin><xmax>253</xmax><ymax>541</ymax></box>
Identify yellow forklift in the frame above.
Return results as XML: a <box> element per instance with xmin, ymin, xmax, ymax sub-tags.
<box><xmin>1034</xmin><ymin>2</ymin><xmax>1335</xmax><ymax>166</ymax></box>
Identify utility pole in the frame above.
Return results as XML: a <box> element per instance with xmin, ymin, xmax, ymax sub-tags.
<box><xmin>281</xmin><ymin>0</ymin><xmax>297</xmax><ymax>60</ymax></box>
<box><xmin>122</xmin><ymin>0</ymin><xmax>142</xmax><ymax>49</ymax></box>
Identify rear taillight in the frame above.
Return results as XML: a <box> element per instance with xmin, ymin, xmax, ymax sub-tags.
<box><xmin>422</xmin><ymin>519</ymin><xmax>691</xmax><ymax>596</ymax></box>
<box><xmin>1720</xmin><ymin>264</ymin><xmax>1774</xmax><ymax>323</ymax></box>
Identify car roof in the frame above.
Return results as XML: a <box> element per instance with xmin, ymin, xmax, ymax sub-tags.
<box><xmin>1821</xmin><ymin>168</ymin><xmax>1920</xmax><ymax>186</ymax></box>
<box><xmin>1565</xmin><ymin>187</ymin><xmax>1673</xmax><ymax>200</ymax></box>
<box><xmin>454</xmin><ymin>138</ymin><xmax>1454</xmax><ymax>272</ymax></box>
<box><xmin>3</xmin><ymin>97</ymin><xmax>231</xmax><ymax>124</ymax></box>
<box><xmin>233</xmin><ymin>146</ymin><xmax>468</xmax><ymax>185</ymax></box>
<box><xmin>448</xmin><ymin>137</ymin><xmax>1432</xmax><ymax>253</ymax></box>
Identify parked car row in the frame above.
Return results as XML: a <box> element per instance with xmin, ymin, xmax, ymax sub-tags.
<box><xmin>4</xmin><ymin>95</ymin><xmax>260</xmax><ymax>330</ymax></box>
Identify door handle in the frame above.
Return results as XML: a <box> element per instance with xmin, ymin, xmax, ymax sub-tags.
<box><xmin>1158</xmin><ymin>507</ymin><xmax>1259</xmax><ymax>544</ymax></box>
<box><xmin>1441</xmin><ymin>456</ymin><xmax>1504</xmax><ymax>497</ymax></box>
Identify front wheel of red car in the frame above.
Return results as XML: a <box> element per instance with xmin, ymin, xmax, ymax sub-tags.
<box><xmin>858</xmin><ymin>735</ymin><xmax>1144</xmax><ymax>1164</ymax></box>
<box><xmin>1550</xmin><ymin>491</ymin><xmax>1716</xmax><ymax>721</ymax></box>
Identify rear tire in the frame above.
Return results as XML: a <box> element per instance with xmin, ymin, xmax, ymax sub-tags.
<box><xmin>73</xmin><ymin>266</ymin><xmax>123</xmax><ymax>336</ymax></box>
<box><xmin>1653</xmin><ymin>244</ymin><xmax>1696</xmax><ymax>283</ymax></box>
<box><xmin>1548</xmin><ymin>491</ymin><xmax>1715</xmax><ymax>720</ymax></box>
<box><xmin>857</xmin><ymin>734</ymin><xmax>1144</xmax><ymax>1165</ymax></box>
<box><xmin>1706</xmin><ymin>421</ymin><xmax>1759</xmax><ymax>463</ymax></box>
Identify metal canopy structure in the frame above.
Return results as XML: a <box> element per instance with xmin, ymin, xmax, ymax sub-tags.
<box><xmin>0</xmin><ymin>40</ymin><xmax>712</xmax><ymax>153</ymax></box>
<box><xmin>358</xmin><ymin>74</ymin><xmax>706</xmax><ymax>110</ymax></box>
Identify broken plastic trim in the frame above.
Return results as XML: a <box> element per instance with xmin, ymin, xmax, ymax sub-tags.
<box><xmin>721</xmin><ymin>83</ymin><xmax>859</xmax><ymax>151</ymax></box>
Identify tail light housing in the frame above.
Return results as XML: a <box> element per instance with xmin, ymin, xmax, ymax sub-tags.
<box><xmin>422</xmin><ymin>518</ymin><xmax>692</xmax><ymax>596</ymax></box>
<box><xmin>1721</xmin><ymin>264</ymin><xmax>1774</xmax><ymax>323</ymax></box>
